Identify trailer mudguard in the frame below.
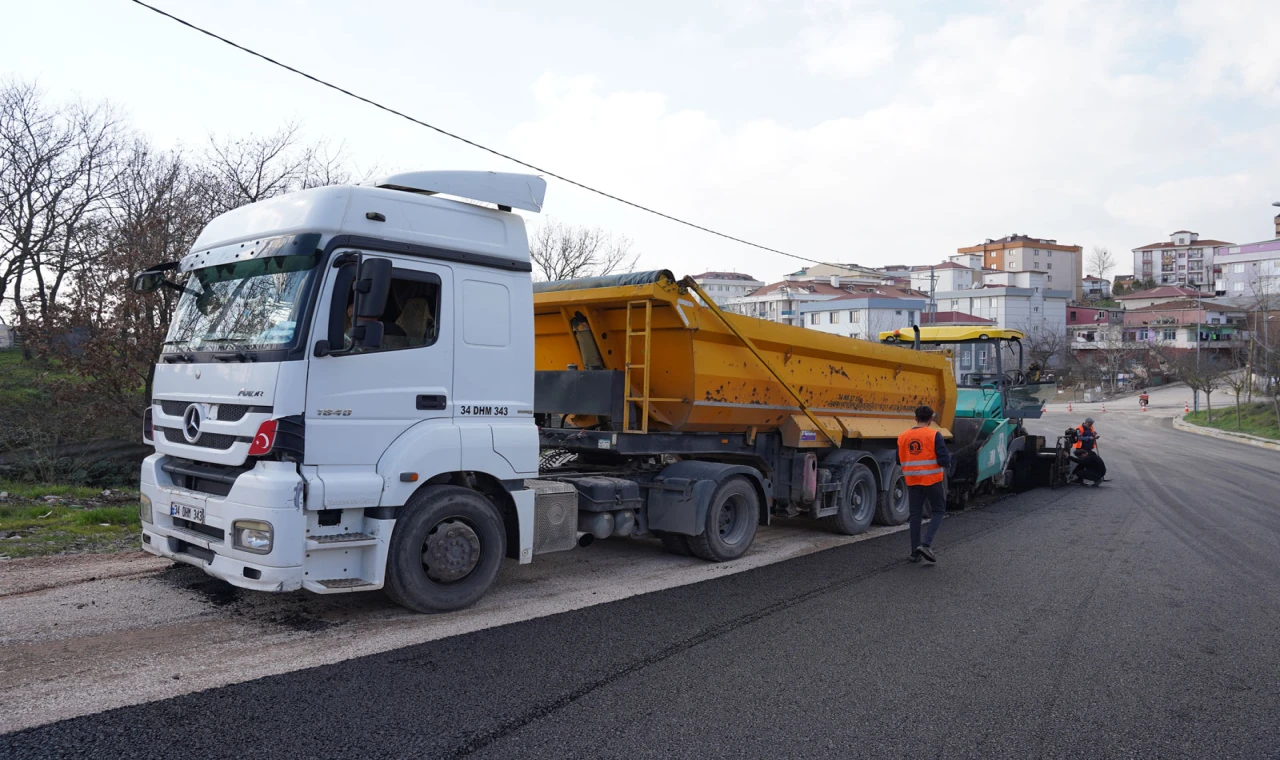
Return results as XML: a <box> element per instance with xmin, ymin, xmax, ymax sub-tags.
<box><xmin>646</xmin><ymin>460</ymin><xmax>771</xmax><ymax>536</ymax></box>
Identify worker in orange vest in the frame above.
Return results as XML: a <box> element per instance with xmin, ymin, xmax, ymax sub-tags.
<box><xmin>1073</xmin><ymin>418</ymin><xmax>1099</xmax><ymax>452</ymax></box>
<box><xmin>897</xmin><ymin>404</ymin><xmax>952</xmax><ymax>564</ymax></box>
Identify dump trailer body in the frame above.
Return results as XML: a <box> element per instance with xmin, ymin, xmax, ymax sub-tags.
<box><xmin>533</xmin><ymin>271</ymin><xmax>956</xmax><ymax>445</ymax></box>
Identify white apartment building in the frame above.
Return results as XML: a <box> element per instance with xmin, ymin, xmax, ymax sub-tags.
<box><xmin>799</xmin><ymin>294</ymin><xmax>927</xmax><ymax>340</ymax></box>
<box><xmin>933</xmin><ymin>270</ymin><xmax>1071</xmax><ymax>339</ymax></box>
<box><xmin>1131</xmin><ymin>231</ymin><xmax>1231</xmax><ymax>292</ymax></box>
<box><xmin>690</xmin><ymin>271</ymin><xmax>764</xmax><ymax>305</ymax></box>
<box><xmin>910</xmin><ymin>261</ymin><xmax>980</xmax><ymax>294</ymax></box>
<box><xmin>959</xmin><ymin>234</ymin><xmax>1084</xmax><ymax>301</ymax></box>
<box><xmin>724</xmin><ymin>279</ymin><xmax>850</xmax><ymax>327</ymax></box>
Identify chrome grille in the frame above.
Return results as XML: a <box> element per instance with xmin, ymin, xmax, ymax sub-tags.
<box><xmin>159</xmin><ymin>427</ymin><xmax>242</xmax><ymax>450</ymax></box>
<box><xmin>159</xmin><ymin>400</ymin><xmax>189</xmax><ymax>417</ymax></box>
<box><xmin>216</xmin><ymin>404</ymin><xmax>250</xmax><ymax>421</ymax></box>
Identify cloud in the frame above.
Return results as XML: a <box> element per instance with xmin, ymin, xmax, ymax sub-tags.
<box><xmin>1178</xmin><ymin>0</ymin><xmax>1280</xmax><ymax>103</ymax></box>
<box><xmin>801</xmin><ymin>12</ymin><xmax>902</xmax><ymax>78</ymax></box>
<box><xmin>504</xmin><ymin>1</ymin><xmax>1280</xmax><ymax>281</ymax></box>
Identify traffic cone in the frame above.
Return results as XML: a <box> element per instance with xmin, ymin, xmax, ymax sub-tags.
<box><xmin>1102</xmin><ymin>404</ymin><xmax>1106</xmax><ymax>413</ymax></box>
<box><xmin>1141</xmin><ymin>404</ymin><xmax>1146</xmax><ymax>413</ymax></box>
<box><xmin>1185</xmin><ymin>402</ymin><xmax>1190</xmax><ymax>413</ymax></box>
<box><xmin>1068</xmin><ymin>402</ymin><xmax>1073</xmax><ymax>413</ymax></box>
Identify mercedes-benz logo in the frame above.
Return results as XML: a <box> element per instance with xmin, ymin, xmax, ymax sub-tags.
<box><xmin>182</xmin><ymin>404</ymin><xmax>203</xmax><ymax>444</ymax></box>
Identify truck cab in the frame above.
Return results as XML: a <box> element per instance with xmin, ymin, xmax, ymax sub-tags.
<box><xmin>135</xmin><ymin>171</ymin><xmax>547</xmax><ymax>611</ymax></box>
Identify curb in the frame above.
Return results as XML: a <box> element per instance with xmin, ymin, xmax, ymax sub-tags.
<box><xmin>1171</xmin><ymin>415</ymin><xmax>1280</xmax><ymax>453</ymax></box>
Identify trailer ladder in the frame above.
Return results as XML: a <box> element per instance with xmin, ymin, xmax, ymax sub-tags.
<box><xmin>623</xmin><ymin>299</ymin><xmax>680</xmax><ymax>433</ymax></box>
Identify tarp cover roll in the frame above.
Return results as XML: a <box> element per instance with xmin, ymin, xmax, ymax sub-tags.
<box><xmin>532</xmin><ymin>270</ymin><xmax>675</xmax><ymax>293</ymax></box>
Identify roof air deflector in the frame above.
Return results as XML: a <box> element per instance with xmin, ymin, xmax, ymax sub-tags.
<box><xmin>368</xmin><ymin>170</ymin><xmax>546</xmax><ymax>213</ymax></box>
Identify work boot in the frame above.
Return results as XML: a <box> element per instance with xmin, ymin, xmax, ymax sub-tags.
<box><xmin>919</xmin><ymin>546</ymin><xmax>937</xmax><ymax>563</ymax></box>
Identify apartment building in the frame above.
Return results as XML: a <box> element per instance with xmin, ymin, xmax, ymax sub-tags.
<box><xmin>799</xmin><ymin>292</ymin><xmax>926</xmax><ymax>340</ymax></box>
<box><xmin>1213</xmin><ymin>208</ymin><xmax>1280</xmax><ymax>296</ymax></box>
<box><xmin>958</xmin><ymin>234</ymin><xmax>1084</xmax><ymax>301</ymax></box>
<box><xmin>1131</xmin><ymin>231</ymin><xmax>1231</xmax><ymax>292</ymax></box>
<box><xmin>690</xmin><ymin>271</ymin><xmax>764</xmax><ymax>305</ymax></box>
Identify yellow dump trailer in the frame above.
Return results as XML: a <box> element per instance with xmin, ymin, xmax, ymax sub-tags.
<box><xmin>533</xmin><ymin>271</ymin><xmax>955</xmax><ymax>445</ymax></box>
<box><xmin>532</xmin><ymin>271</ymin><xmax>960</xmax><ymax>561</ymax></box>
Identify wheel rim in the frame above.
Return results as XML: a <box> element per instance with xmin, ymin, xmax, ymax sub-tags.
<box><xmin>422</xmin><ymin>518</ymin><xmax>482</xmax><ymax>584</ymax></box>
<box><xmin>892</xmin><ymin>478</ymin><xmax>908</xmax><ymax>515</ymax></box>
<box><xmin>716</xmin><ymin>493</ymin><xmax>752</xmax><ymax>545</ymax></box>
<box><xmin>850</xmin><ymin>477</ymin><xmax>875</xmax><ymax>522</ymax></box>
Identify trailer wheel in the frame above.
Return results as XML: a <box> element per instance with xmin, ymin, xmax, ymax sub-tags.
<box><xmin>875</xmin><ymin>465</ymin><xmax>910</xmax><ymax>526</ymax></box>
<box><xmin>687</xmin><ymin>476</ymin><xmax>759</xmax><ymax>562</ymax></box>
<box><xmin>824</xmin><ymin>464</ymin><xmax>877</xmax><ymax>535</ymax></box>
<box><xmin>658</xmin><ymin>532</ymin><xmax>694</xmax><ymax>557</ymax></box>
<box><xmin>384</xmin><ymin>486</ymin><xmax>506</xmax><ymax>613</ymax></box>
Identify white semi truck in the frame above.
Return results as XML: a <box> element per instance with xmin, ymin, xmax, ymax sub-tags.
<box><xmin>134</xmin><ymin>171</ymin><xmax>962</xmax><ymax>612</ymax></box>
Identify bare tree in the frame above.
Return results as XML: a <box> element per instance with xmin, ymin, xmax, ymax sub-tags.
<box><xmin>205</xmin><ymin>123</ymin><xmax>324</xmax><ymax>212</ymax></box>
<box><xmin>528</xmin><ymin>217</ymin><xmax>638</xmax><ymax>282</ymax></box>
<box><xmin>1020</xmin><ymin>321</ymin><xmax>1068</xmax><ymax>373</ymax></box>
<box><xmin>1161</xmin><ymin>347</ymin><xmax>1227</xmax><ymax>422</ymax></box>
<box><xmin>1221</xmin><ymin>345</ymin><xmax>1252</xmax><ymax>430</ymax></box>
<box><xmin>0</xmin><ymin>80</ymin><xmax>126</xmax><ymax>327</ymax></box>
<box><xmin>1089</xmin><ymin>246</ymin><xmax>1115</xmax><ymax>282</ymax></box>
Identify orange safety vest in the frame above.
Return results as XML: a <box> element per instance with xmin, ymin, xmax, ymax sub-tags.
<box><xmin>1073</xmin><ymin>425</ymin><xmax>1099</xmax><ymax>451</ymax></box>
<box><xmin>898</xmin><ymin>427</ymin><xmax>944</xmax><ymax>487</ymax></box>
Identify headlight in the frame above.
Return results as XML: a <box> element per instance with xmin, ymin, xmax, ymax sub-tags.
<box><xmin>233</xmin><ymin>519</ymin><xmax>273</xmax><ymax>554</ymax></box>
<box><xmin>140</xmin><ymin>494</ymin><xmax>153</xmax><ymax>524</ymax></box>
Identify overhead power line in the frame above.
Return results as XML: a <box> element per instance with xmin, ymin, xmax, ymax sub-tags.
<box><xmin>126</xmin><ymin>0</ymin><xmax>827</xmax><ymax>267</ymax></box>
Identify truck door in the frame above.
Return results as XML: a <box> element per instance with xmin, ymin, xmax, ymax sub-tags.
<box><xmin>306</xmin><ymin>253</ymin><xmax>453</xmax><ymax>465</ymax></box>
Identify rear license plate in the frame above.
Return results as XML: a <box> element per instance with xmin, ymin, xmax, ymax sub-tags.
<box><xmin>170</xmin><ymin>503</ymin><xmax>205</xmax><ymax>523</ymax></box>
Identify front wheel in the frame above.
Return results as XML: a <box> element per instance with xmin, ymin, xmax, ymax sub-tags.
<box><xmin>384</xmin><ymin>486</ymin><xmax>506</xmax><ymax>613</ymax></box>
<box><xmin>687</xmin><ymin>476</ymin><xmax>760</xmax><ymax>562</ymax></box>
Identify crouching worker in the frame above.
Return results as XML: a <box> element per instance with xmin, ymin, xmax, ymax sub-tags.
<box><xmin>897</xmin><ymin>405</ymin><xmax>952</xmax><ymax>564</ymax></box>
<box><xmin>1070</xmin><ymin>448</ymin><xmax>1107</xmax><ymax>486</ymax></box>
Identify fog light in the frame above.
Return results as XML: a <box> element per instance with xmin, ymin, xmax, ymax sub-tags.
<box><xmin>140</xmin><ymin>494</ymin><xmax>153</xmax><ymax>524</ymax></box>
<box><xmin>233</xmin><ymin>519</ymin><xmax>273</xmax><ymax>554</ymax></box>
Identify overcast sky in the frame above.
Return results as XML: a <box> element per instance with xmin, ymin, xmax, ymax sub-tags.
<box><xmin>4</xmin><ymin>0</ymin><xmax>1278</xmax><ymax>282</ymax></box>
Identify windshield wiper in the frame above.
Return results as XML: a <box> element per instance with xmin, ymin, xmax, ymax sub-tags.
<box><xmin>162</xmin><ymin>353</ymin><xmax>195</xmax><ymax>363</ymax></box>
<box><xmin>213</xmin><ymin>351</ymin><xmax>259</xmax><ymax>363</ymax></box>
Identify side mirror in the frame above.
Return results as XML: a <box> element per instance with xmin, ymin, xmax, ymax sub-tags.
<box><xmin>355</xmin><ymin>258</ymin><xmax>392</xmax><ymax>319</ymax></box>
<box><xmin>133</xmin><ymin>271</ymin><xmax>165</xmax><ymax>294</ymax></box>
<box><xmin>353</xmin><ymin>320</ymin><xmax>384</xmax><ymax>350</ymax></box>
<box><xmin>132</xmin><ymin>262</ymin><xmax>180</xmax><ymax>294</ymax></box>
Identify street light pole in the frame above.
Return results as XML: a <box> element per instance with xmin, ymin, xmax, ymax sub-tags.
<box><xmin>1194</xmin><ymin>288</ymin><xmax>1202</xmax><ymax>414</ymax></box>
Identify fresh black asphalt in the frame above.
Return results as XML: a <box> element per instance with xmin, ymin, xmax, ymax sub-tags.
<box><xmin>4</xmin><ymin>410</ymin><xmax>1279</xmax><ymax>759</ymax></box>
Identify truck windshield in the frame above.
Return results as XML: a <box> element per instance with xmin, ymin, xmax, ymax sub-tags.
<box><xmin>164</xmin><ymin>252</ymin><xmax>321</xmax><ymax>353</ymax></box>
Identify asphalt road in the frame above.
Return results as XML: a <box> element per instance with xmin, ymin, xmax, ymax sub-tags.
<box><xmin>3</xmin><ymin>407</ymin><xmax>1279</xmax><ymax>759</ymax></box>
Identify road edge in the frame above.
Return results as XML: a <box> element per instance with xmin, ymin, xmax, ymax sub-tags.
<box><xmin>1172</xmin><ymin>414</ymin><xmax>1280</xmax><ymax>452</ymax></box>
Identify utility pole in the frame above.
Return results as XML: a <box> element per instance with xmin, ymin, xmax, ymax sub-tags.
<box><xmin>1194</xmin><ymin>287</ymin><xmax>1202</xmax><ymax>414</ymax></box>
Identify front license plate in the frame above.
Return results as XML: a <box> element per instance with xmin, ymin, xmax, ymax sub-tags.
<box><xmin>170</xmin><ymin>503</ymin><xmax>205</xmax><ymax>523</ymax></box>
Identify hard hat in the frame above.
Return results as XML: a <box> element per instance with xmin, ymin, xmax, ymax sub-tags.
<box><xmin>1084</xmin><ymin>417</ymin><xmax>1094</xmax><ymax>424</ymax></box>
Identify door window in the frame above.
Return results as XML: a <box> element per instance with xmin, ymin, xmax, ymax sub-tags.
<box><xmin>343</xmin><ymin>269</ymin><xmax>442</xmax><ymax>352</ymax></box>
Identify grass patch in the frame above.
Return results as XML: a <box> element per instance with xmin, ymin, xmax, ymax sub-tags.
<box><xmin>1184</xmin><ymin>401</ymin><xmax>1280</xmax><ymax>441</ymax></box>
<box><xmin>0</xmin><ymin>349</ymin><xmax>72</xmax><ymax>405</ymax></box>
<box><xmin>0</xmin><ymin>481</ymin><xmax>104</xmax><ymax>501</ymax></box>
<box><xmin>0</xmin><ymin>482</ymin><xmax>141</xmax><ymax>558</ymax></box>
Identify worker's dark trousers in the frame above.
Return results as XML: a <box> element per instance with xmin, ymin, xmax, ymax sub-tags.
<box><xmin>908</xmin><ymin>482</ymin><xmax>947</xmax><ymax>550</ymax></box>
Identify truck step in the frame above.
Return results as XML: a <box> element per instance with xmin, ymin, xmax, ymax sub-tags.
<box><xmin>305</xmin><ymin>532</ymin><xmax>378</xmax><ymax>550</ymax></box>
<box><xmin>303</xmin><ymin>578</ymin><xmax>378</xmax><ymax>593</ymax></box>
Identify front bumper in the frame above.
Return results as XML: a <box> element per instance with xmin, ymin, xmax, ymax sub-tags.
<box><xmin>139</xmin><ymin>454</ymin><xmax>306</xmax><ymax>592</ymax></box>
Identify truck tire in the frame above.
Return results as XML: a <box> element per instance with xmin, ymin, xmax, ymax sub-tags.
<box><xmin>384</xmin><ymin>485</ymin><xmax>506</xmax><ymax>614</ymax></box>
<box><xmin>824</xmin><ymin>463</ymin><xmax>877</xmax><ymax>535</ymax></box>
<box><xmin>875</xmin><ymin>465</ymin><xmax>909</xmax><ymax>526</ymax></box>
<box><xmin>658</xmin><ymin>532</ymin><xmax>694</xmax><ymax>557</ymax></box>
<box><xmin>686</xmin><ymin>476</ymin><xmax>759</xmax><ymax>562</ymax></box>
